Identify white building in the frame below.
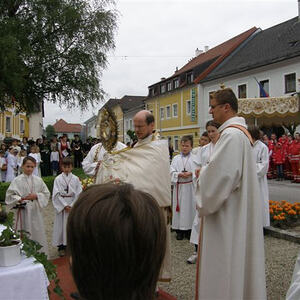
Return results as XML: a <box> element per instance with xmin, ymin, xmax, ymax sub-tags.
<box><xmin>84</xmin><ymin>115</ymin><xmax>98</xmax><ymax>139</ymax></box>
<box><xmin>120</xmin><ymin>95</ymin><xmax>145</xmax><ymax>144</ymax></box>
<box><xmin>197</xmin><ymin>17</ymin><xmax>300</xmax><ymax>135</ymax></box>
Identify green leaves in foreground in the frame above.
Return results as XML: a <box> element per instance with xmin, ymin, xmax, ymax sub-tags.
<box><xmin>21</xmin><ymin>232</ymin><xmax>65</xmax><ymax>299</ymax></box>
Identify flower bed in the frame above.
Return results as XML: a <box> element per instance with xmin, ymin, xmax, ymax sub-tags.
<box><xmin>269</xmin><ymin>200</ymin><xmax>300</xmax><ymax>229</ymax></box>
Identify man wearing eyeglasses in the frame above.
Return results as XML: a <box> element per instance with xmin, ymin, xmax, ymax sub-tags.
<box><xmin>195</xmin><ymin>88</ymin><xmax>266</xmax><ymax>300</ymax></box>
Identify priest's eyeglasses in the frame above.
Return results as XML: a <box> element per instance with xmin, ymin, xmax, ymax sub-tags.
<box><xmin>209</xmin><ymin>104</ymin><xmax>224</xmax><ymax>109</ymax></box>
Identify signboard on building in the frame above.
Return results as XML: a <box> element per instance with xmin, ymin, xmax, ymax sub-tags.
<box><xmin>191</xmin><ymin>88</ymin><xmax>196</xmax><ymax>122</ymax></box>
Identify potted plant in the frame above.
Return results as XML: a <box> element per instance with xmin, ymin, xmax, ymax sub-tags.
<box><xmin>0</xmin><ymin>204</ymin><xmax>22</xmax><ymax>266</ymax></box>
<box><xmin>0</xmin><ymin>204</ymin><xmax>64</xmax><ymax>298</ymax></box>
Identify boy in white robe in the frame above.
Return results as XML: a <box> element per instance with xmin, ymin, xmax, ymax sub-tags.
<box><xmin>29</xmin><ymin>146</ymin><xmax>41</xmax><ymax>177</ymax></box>
<box><xmin>171</xmin><ymin>135</ymin><xmax>197</xmax><ymax>240</ymax></box>
<box><xmin>17</xmin><ymin>150</ymin><xmax>26</xmax><ymax>175</ymax></box>
<box><xmin>249</xmin><ymin>125</ymin><xmax>270</xmax><ymax>227</ymax></box>
<box><xmin>52</xmin><ymin>157</ymin><xmax>82</xmax><ymax>256</ymax></box>
<box><xmin>191</xmin><ymin>131</ymin><xmax>210</xmax><ymax>156</ymax></box>
<box><xmin>5</xmin><ymin>156</ymin><xmax>50</xmax><ymax>255</ymax></box>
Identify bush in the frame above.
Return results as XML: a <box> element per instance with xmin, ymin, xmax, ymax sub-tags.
<box><xmin>0</xmin><ymin>182</ymin><xmax>10</xmax><ymax>202</ymax></box>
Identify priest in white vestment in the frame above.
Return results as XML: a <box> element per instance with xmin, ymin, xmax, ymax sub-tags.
<box><xmin>195</xmin><ymin>88</ymin><xmax>266</xmax><ymax>300</ymax></box>
<box><xmin>248</xmin><ymin>125</ymin><xmax>270</xmax><ymax>227</ymax></box>
<box><xmin>5</xmin><ymin>158</ymin><xmax>50</xmax><ymax>255</ymax></box>
<box><xmin>96</xmin><ymin>110</ymin><xmax>172</xmax><ymax>282</ymax></box>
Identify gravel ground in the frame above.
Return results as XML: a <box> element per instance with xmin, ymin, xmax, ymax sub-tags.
<box><xmin>43</xmin><ymin>202</ymin><xmax>299</xmax><ymax>300</ymax></box>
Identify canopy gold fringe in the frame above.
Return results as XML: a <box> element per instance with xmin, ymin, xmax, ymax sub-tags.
<box><xmin>238</xmin><ymin>96</ymin><xmax>299</xmax><ymax>118</ymax></box>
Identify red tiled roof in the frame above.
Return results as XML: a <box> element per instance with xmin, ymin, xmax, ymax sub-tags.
<box><xmin>53</xmin><ymin>119</ymin><xmax>82</xmax><ymax>133</ymax></box>
<box><xmin>148</xmin><ymin>26</ymin><xmax>258</xmax><ymax>88</ymax></box>
<box><xmin>193</xmin><ymin>27</ymin><xmax>258</xmax><ymax>83</ymax></box>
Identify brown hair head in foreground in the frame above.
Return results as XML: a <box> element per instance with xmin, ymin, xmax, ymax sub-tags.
<box><xmin>67</xmin><ymin>183</ymin><xmax>166</xmax><ymax>300</ymax></box>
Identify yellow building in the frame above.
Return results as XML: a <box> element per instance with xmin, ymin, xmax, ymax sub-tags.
<box><xmin>146</xmin><ymin>85</ymin><xmax>198</xmax><ymax>152</ymax></box>
<box><xmin>145</xmin><ymin>27</ymin><xmax>257</xmax><ymax>153</ymax></box>
<box><xmin>0</xmin><ymin>108</ymin><xmax>29</xmax><ymax>141</ymax></box>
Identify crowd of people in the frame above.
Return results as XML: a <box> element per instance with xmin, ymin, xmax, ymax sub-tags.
<box><xmin>263</xmin><ymin>132</ymin><xmax>300</xmax><ymax>183</ymax></box>
<box><xmin>0</xmin><ymin>135</ymin><xmax>101</xmax><ymax>182</ymax></box>
<box><xmin>1</xmin><ymin>87</ymin><xmax>300</xmax><ymax>300</ymax></box>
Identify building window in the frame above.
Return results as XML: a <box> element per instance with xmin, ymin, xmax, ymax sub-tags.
<box><xmin>173</xmin><ymin>78</ymin><xmax>179</xmax><ymax>89</ymax></box>
<box><xmin>259</xmin><ymin>80</ymin><xmax>269</xmax><ymax>97</ymax></box>
<box><xmin>172</xmin><ymin>103</ymin><xmax>178</xmax><ymax>117</ymax></box>
<box><xmin>6</xmin><ymin>116</ymin><xmax>11</xmax><ymax>132</ymax></box>
<box><xmin>20</xmin><ymin>119</ymin><xmax>25</xmax><ymax>133</ymax></box>
<box><xmin>167</xmin><ymin>82</ymin><xmax>172</xmax><ymax>91</ymax></box>
<box><xmin>174</xmin><ymin>136</ymin><xmax>179</xmax><ymax>151</ymax></box>
<box><xmin>166</xmin><ymin>105</ymin><xmax>171</xmax><ymax>119</ymax></box>
<box><xmin>186</xmin><ymin>100</ymin><xmax>191</xmax><ymax>115</ymax></box>
<box><xmin>187</xmin><ymin>72</ymin><xmax>193</xmax><ymax>84</ymax></box>
<box><xmin>285</xmin><ymin>73</ymin><xmax>296</xmax><ymax>93</ymax></box>
<box><xmin>238</xmin><ymin>84</ymin><xmax>247</xmax><ymax>98</ymax></box>
<box><xmin>160</xmin><ymin>84</ymin><xmax>166</xmax><ymax>94</ymax></box>
<box><xmin>160</xmin><ymin>107</ymin><xmax>164</xmax><ymax>120</ymax></box>
<box><xmin>149</xmin><ymin>88</ymin><xmax>154</xmax><ymax>96</ymax></box>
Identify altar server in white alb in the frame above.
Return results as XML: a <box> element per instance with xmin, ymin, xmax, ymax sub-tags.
<box><xmin>171</xmin><ymin>135</ymin><xmax>198</xmax><ymax>241</ymax></box>
<box><xmin>52</xmin><ymin>157</ymin><xmax>82</xmax><ymax>257</ymax></box>
<box><xmin>248</xmin><ymin>125</ymin><xmax>270</xmax><ymax>227</ymax></box>
<box><xmin>191</xmin><ymin>131</ymin><xmax>210</xmax><ymax>156</ymax></box>
<box><xmin>195</xmin><ymin>88</ymin><xmax>266</xmax><ymax>300</ymax></box>
<box><xmin>5</xmin><ymin>156</ymin><xmax>50</xmax><ymax>255</ymax></box>
<box><xmin>29</xmin><ymin>145</ymin><xmax>41</xmax><ymax>177</ymax></box>
<box><xmin>5</xmin><ymin>147</ymin><xmax>18</xmax><ymax>182</ymax></box>
<box><xmin>187</xmin><ymin>120</ymin><xmax>220</xmax><ymax>264</ymax></box>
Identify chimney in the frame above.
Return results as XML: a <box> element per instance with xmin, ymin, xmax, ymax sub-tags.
<box><xmin>195</xmin><ymin>48</ymin><xmax>203</xmax><ymax>56</ymax></box>
<box><xmin>204</xmin><ymin>45</ymin><xmax>209</xmax><ymax>52</ymax></box>
<box><xmin>161</xmin><ymin>77</ymin><xmax>166</xmax><ymax>81</ymax></box>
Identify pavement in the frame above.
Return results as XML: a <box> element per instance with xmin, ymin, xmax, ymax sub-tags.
<box><xmin>268</xmin><ymin>179</ymin><xmax>299</xmax><ymax>203</ymax></box>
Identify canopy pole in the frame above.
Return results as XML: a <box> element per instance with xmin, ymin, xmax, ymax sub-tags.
<box><xmin>254</xmin><ymin>117</ymin><xmax>257</xmax><ymax>126</ymax></box>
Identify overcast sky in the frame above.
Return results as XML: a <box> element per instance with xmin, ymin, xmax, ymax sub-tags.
<box><xmin>44</xmin><ymin>0</ymin><xmax>298</xmax><ymax>126</ymax></box>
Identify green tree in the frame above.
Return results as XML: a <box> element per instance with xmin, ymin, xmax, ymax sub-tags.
<box><xmin>45</xmin><ymin>124</ymin><xmax>55</xmax><ymax>139</ymax></box>
<box><xmin>0</xmin><ymin>0</ymin><xmax>117</xmax><ymax>113</ymax></box>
